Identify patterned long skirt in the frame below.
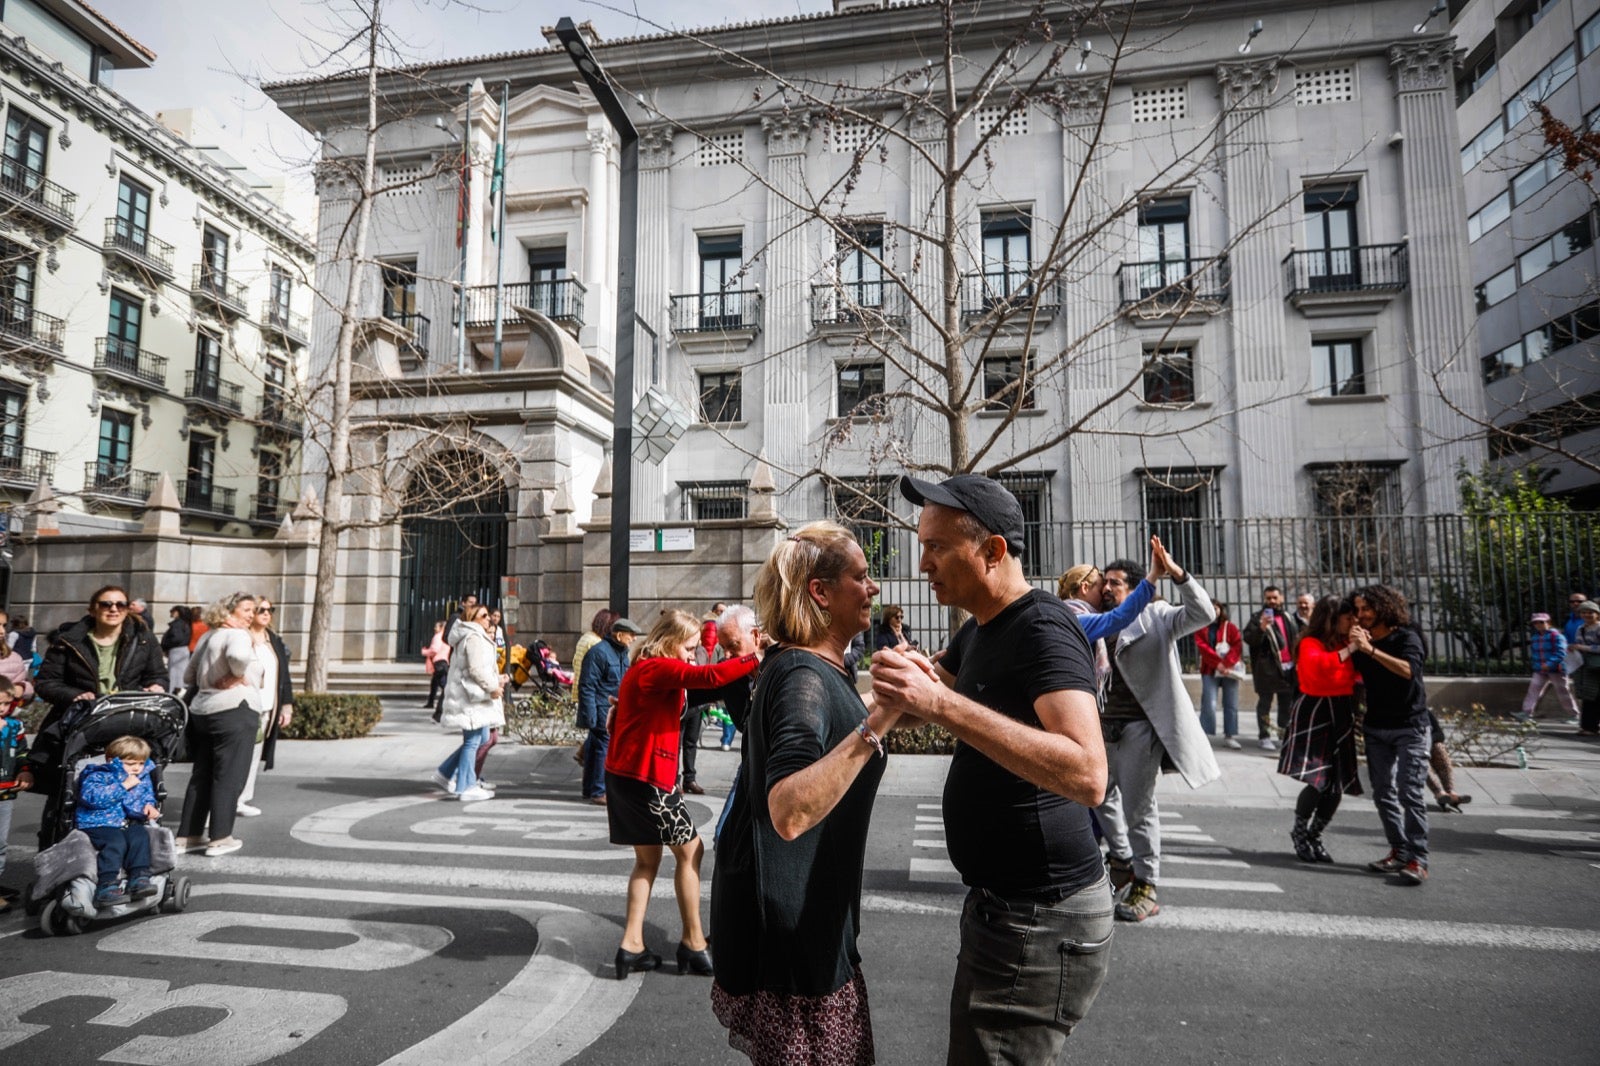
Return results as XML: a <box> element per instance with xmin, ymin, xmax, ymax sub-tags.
<box><xmin>711</xmin><ymin>968</ymin><xmax>874</xmax><ymax>1066</ymax></box>
<box><xmin>1277</xmin><ymin>693</ymin><xmax>1363</xmax><ymax>795</ymax></box>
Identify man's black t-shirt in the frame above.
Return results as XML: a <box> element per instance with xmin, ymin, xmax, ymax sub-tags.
<box><xmin>1354</xmin><ymin>627</ymin><xmax>1428</xmax><ymax>730</ymax></box>
<box><xmin>940</xmin><ymin>588</ymin><xmax>1101</xmax><ymax>899</ymax></box>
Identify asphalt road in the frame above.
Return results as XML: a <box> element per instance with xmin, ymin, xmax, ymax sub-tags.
<box><xmin>2</xmin><ymin>728</ymin><xmax>1596</xmax><ymax>1065</ymax></box>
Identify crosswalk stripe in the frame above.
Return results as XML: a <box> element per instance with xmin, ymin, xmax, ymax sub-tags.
<box><xmin>1162</xmin><ymin>855</ymin><xmax>1251</xmax><ymax>869</ymax></box>
<box><xmin>1162</xmin><ymin>825</ymin><xmax>1207</xmax><ymax>834</ymax></box>
<box><xmin>917</xmin><ymin>803</ymin><xmax>941</xmax><ymax>810</ymax></box>
<box><xmin>913</xmin><ymin>840</ymin><xmax>950</xmax><ymax>849</ymax></box>
<box><xmin>909</xmin><ymin>858</ymin><xmax>964</xmax><ymax>883</ymax></box>
<box><xmin>1159</xmin><ymin>878</ymin><xmax>1281</xmax><ymax>893</ymax></box>
<box><xmin>1149</xmin><ymin>906</ymin><xmax>1600</xmax><ymax>952</ymax></box>
<box><xmin>1162</xmin><ymin>844</ymin><xmax>1233</xmax><ymax>855</ymax></box>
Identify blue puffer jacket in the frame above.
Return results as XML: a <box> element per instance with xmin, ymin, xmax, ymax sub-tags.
<box><xmin>75</xmin><ymin>758</ymin><xmax>157</xmax><ymax>829</ymax></box>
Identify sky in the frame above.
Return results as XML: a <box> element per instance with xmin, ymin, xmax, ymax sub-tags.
<box><xmin>89</xmin><ymin>0</ymin><xmax>811</xmax><ymax>214</ymax></box>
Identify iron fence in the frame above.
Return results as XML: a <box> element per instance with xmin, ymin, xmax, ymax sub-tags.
<box><xmin>825</xmin><ymin>513</ymin><xmax>1600</xmax><ymax>676</ymax></box>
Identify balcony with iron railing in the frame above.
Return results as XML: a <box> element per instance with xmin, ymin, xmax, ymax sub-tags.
<box><xmin>385</xmin><ymin>312</ymin><xmax>430</xmax><ymax>358</ymax></box>
<box><xmin>669</xmin><ymin>290</ymin><xmax>763</xmax><ymax>334</ymax></box>
<box><xmin>959</xmin><ymin>271</ymin><xmax>1063</xmax><ymax>321</ymax></box>
<box><xmin>249</xmin><ymin>491</ymin><xmax>293</xmax><ymax>526</ymax></box>
<box><xmin>82</xmin><ymin>461</ymin><xmax>160</xmax><ymax>504</ymax></box>
<box><xmin>0</xmin><ymin>445</ymin><xmax>55</xmax><ymax>487</ymax></box>
<box><xmin>463</xmin><ymin>279</ymin><xmax>586</xmax><ymax>327</ymax></box>
<box><xmin>93</xmin><ymin>337</ymin><xmax>168</xmax><ymax>391</ymax></box>
<box><xmin>1283</xmin><ymin>242</ymin><xmax>1409</xmax><ymax>313</ymax></box>
<box><xmin>810</xmin><ymin>281</ymin><xmax>909</xmax><ymax>331</ymax></box>
<box><xmin>261</xmin><ymin>302</ymin><xmax>309</xmax><ymax>348</ymax></box>
<box><xmin>183</xmin><ymin>371</ymin><xmax>244</xmax><ymax>417</ymax></box>
<box><xmin>177</xmin><ymin>479</ymin><xmax>238</xmax><ymax>521</ymax></box>
<box><xmin>1116</xmin><ymin>256</ymin><xmax>1232</xmax><ymax>317</ymax></box>
<box><xmin>0</xmin><ymin>303</ymin><xmax>66</xmax><ymax>361</ymax></box>
<box><xmin>102</xmin><ymin>218</ymin><xmax>175</xmax><ymax>280</ymax></box>
<box><xmin>0</xmin><ymin>158</ymin><xmax>76</xmax><ymax>230</ymax></box>
<box><xmin>191</xmin><ymin>265</ymin><xmax>249</xmax><ymax>319</ymax></box>
<box><xmin>256</xmin><ymin>394</ymin><xmax>304</xmax><ymax>436</ymax></box>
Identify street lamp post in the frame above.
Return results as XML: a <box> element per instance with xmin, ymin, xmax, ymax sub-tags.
<box><xmin>555</xmin><ymin>17</ymin><xmax>638</xmax><ymax>616</ymax></box>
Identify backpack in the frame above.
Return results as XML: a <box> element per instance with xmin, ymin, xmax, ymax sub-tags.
<box><xmin>0</xmin><ymin>717</ymin><xmax>27</xmax><ymax>796</ymax></box>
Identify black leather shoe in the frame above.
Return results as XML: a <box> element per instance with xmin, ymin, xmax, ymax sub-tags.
<box><xmin>677</xmin><ymin>942</ymin><xmax>714</xmax><ymax>976</ymax></box>
<box><xmin>614</xmin><ymin>946</ymin><xmax>661</xmax><ymax>980</ymax></box>
<box><xmin>683</xmin><ymin>781</ymin><xmax>705</xmax><ymax>795</ymax></box>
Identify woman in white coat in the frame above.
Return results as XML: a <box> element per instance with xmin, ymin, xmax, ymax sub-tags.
<box><xmin>431</xmin><ymin>604</ymin><xmax>504</xmax><ymax>803</ymax></box>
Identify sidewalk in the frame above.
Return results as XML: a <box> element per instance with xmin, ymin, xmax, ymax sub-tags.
<box><xmin>273</xmin><ymin>700</ymin><xmax>1600</xmax><ymax>818</ymax></box>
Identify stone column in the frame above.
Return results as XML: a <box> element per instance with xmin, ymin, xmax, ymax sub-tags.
<box><xmin>1390</xmin><ymin>39</ymin><xmax>1482</xmax><ymax>512</ymax></box>
<box><xmin>586</xmin><ymin>126</ymin><xmax>615</xmax><ymax>358</ymax></box>
<box><xmin>759</xmin><ymin>111</ymin><xmax>815</xmax><ymax>489</ymax></box>
<box><xmin>1056</xmin><ymin>77</ymin><xmax>1119</xmax><ymax>520</ymax></box>
<box><xmin>628</xmin><ymin>126</ymin><xmax>673</xmax><ymax>524</ymax></box>
<box><xmin>906</xmin><ymin>104</ymin><xmax>947</xmax><ymax>475</ymax></box>
<box><xmin>1216</xmin><ymin>59</ymin><xmax>1296</xmax><ymax>516</ymax></box>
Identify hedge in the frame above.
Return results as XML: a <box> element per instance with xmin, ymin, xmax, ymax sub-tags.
<box><xmin>504</xmin><ymin>689</ymin><xmax>585</xmax><ymax>747</ymax></box>
<box><xmin>283</xmin><ymin>693</ymin><xmax>383</xmax><ymax>739</ymax></box>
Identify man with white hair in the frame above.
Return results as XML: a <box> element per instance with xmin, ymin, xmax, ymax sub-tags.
<box><xmin>687</xmin><ymin>604</ymin><xmax>764</xmax><ymax>844</ymax></box>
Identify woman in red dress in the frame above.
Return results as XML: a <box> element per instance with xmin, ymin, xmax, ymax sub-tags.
<box><xmin>606</xmin><ymin>609</ymin><xmax>758</xmax><ymax>979</ymax></box>
<box><xmin>1278</xmin><ymin>595</ymin><xmax>1361</xmax><ymax>863</ymax></box>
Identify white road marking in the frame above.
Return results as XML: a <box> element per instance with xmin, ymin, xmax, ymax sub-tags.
<box><xmin>1161</xmin><ymin>855</ymin><xmax>1251</xmax><ymax>869</ymax></box>
<box><xmin>1497</xmin><ymin>828</ymin><xmax>1600</xmax><ymax>844</ymax></box>
<box><xmin>291</xmin><ymin>794</ymin><xmax>630</xmax><ymax>861</ymax></box>
<box><xmin>411</xmin><ymin>816</ymin><xmax>610</xmax><ymax>842</ymax></box>
<box><xmin>915</xmin><ymin>815</ymin><xmax>943</xmax><ymax>823</ymax></box>
<box><xmin>1158</xmin><ymin>878</ymin><xmax>1281</xmax><ymax>893</ymax></box>
<box><xmin>1162</xmin><ymin>824</ymin><xmax>1207</xmax><ymax>834</ymax></box>
<box><xmin>1161</xmin><ymin>844</ymin><xmax>1235</xmax><ymax>855</ymax></box>
<box><xmin>917</xmin><ymin>803</ymin><xmax>940</xmax><ymax>810</ymax></box>
<box><xmin>909</xmin><ymin>858</ymin><xmax>964</xmax><ymax>883</ymax></box>
<box><xmin>99</xmin><ymin>912</ymin><xmax>452</xmax><ymax>971</ymax></box>
<box><xmin>913</xmin><ymin>839</ymin><xmax>951</xmax><ymax>848</ymax></box>
<box><xmin>1149</xmin><ymin>907</ymin><xmax>1600</xmax><ymax>952</ymax></box>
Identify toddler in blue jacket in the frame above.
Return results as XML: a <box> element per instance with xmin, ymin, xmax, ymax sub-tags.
<box><xmin>76</xmin><ymin>735</ymin><xmax>161</xmax><ymax>907</ymax></box>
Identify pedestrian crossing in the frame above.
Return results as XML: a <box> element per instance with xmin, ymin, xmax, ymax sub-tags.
<box><xmin>906</xmin><ymin>804</ymin><xmax>1283</xmax><ymax>895</ymax></box>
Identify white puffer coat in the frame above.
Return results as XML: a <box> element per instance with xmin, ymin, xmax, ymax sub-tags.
<box><xmin>439</xmin><ymin>622</ymin><xmax>505</xmax><ymax>731</ymax></box>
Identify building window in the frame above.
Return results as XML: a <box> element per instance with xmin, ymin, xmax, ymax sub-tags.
<box><xmin>697</xmin><ymin>370</ymin><xmax>742</xmax><ymax>423</ymax></box>
<box><xmin>114</xmin><ymin>175</ymin><xmax>152</xmax><ymax>250</ymax></box>
<box><xmin>2</xmin><ymin>0</ymin><xmax>98</xmax><ymax>82</ymax></box>
<box><xmin>1142</xmin><ymin>346</ymin><xmax>1195</xmax><ymax>405</ymax></box>
<box><xmin>268</xmin><ymin>264</ymin><xmax>293</xmax><ymax>327</ymax></box>
<box><xmin>980</xmin><ymin>212</ymin><xmax>1032</xmax><ymax>299</ymax></box>
<box><xmin>697</xmin><ymin>233</ymin><xmax>745</xmax><ymax>329</ymax></box>
<box><xmin>1303</xmin><ymin>183</ymin><xmax>1360</xmax><ymax>288</ymax></box>
<box><xmin>1313</xmin><ymin>338</ymin><xmax>1366</xmax><ymax>397</ymax></box>
<box><xmin>527</xmin><ymin>246</ymin><xmax>568</xmax><ymax>317</ymax></box>
<box><xmin>1487</xmin><ymin>297</ymin><xmax>1600</xmax><ymax>382</ymax></box>
<box><xmin>2</xmin><ymin>108</ymin><xmax>49</xmax><ymax>193</ymax></box>
<box><xmin>1136</xmin><ymin>197</ymin><xmax>1190</xmax><ymax>295</ymax></box>
<box><xmin>1309</xmin><ymin>463</ymin><xmax>1403</xmax><ymax>573</ymax></box>
<box><xmin>827</xmin><ymin>477</ymin><xmax>902</xmax><ymax>577</ymax></box>
<box><xmin>995</xmin><ymin>472</ymin><xmax>1051</xmax><ymax>577</ymax></box>
<box><xmin>975</xmin><ymin>102</ymin><xmax>1029</xmax><ymax>136</ymax></box>
<box><xmin>1517</xmin><ymin>213</ymin><xmax>1595</xmax><ymax>284</ymax></box>
<box><xmin>186</xmin><ymin>434</ymin><xmax>216</xmax><ymax>507</ymax></box>
<box><xmin>264</xmin><ymin>357</ymin><xmax>288</xmax><ymax>420</ymax></box>
<box><xmin>678</xmin><ymin>480</ymin><xmax>748</xmax><ymax>521</ymax></box>
<box><xmin>1468</xmin><ymin>191</ymin><xmax>1511</xmax><ymax>241</ymax></box>
<box><xmin>1456</xmin><ymin>39</ymin><xmax>1497</xmax><ymax>104</ymax></box>
<box><xmin>258</xmin><ymin>450</ymin><xmax>282</xmax><ymax>517</ymax></box>
<box><xmin>1140</xmin><ymin>468</ymin><xmax>1222</xmax><ymax>574</ymax></box>
<box><xmin>97</xmin><ymin>408</ymin><xmax>133</xmax><ymax>476</ymax></box>
<box><xmin>380</xmin><ymin>260</ymin><xmax>418</xmax><ymax>319</ymax></box>
<box><xmin>696</xmin><ymin>130</ymin><xmax>745</xmax><ymax>167</ymax></box>
<box><xmin>1461</xmin><ymin>118</ymin><xmax>1504</xmax><ymax>173</ymax></box>
<box><xmin>0</xmin><ymin>243</ymin><xmax>37</xmax><ymax>325</ymax></box>
<box><xmin>193</xmin><ymin>330</ymin><xmax>222</xmax><ymax>398</ymax></box>
<box><xmin>1512</xmin><ymin>154</ymin><xmax>1564</xmax><ymax>207</ymax></box>
<box><xmin>1504</xmin><ymin>45</ymin><xmax>1576</xmax><ymax>129</ymax></box>
<box><xmin>1293</xmin><ymin>67</ymin><xmax>1355</xmax><ymax>106</ymax></box>
<box><xmin>0</xmin><ymin>387</ymin><xmax>23</xmax><ymax>465</ymax></box>
<box><xmin>827</xmin><ymin>119</ymin><xmax>872</xmax><ymax>154</ymax></box>
<box><xmin>837</xmin><ymin>224</ymin><xmax>885</xmax><ymax>311</ymax></box>
<box><xmin>105</xmin><ymin>290</ymin><xmax>142</xmax><ymax>368</ymax></box>
<box><xmin>1583</xmin><ymin>11</ymin><xmax>1600</xmax><ymax>58</ymax></box>
<box><xmin>1493</xmin><ymin>390</ymin><xmax>1600</xmax><ymax>457</ymax></box>
<box><xmin>1502</xmin><ymin>0</ymin><xmax>1562</xmax><ymax>46</ymax></box>
<box><xmin>200</xmin><ymin>224</ymin><xmax>229</xmax><ymax>289</ymax></box>
<box><xmin>983</xmin><ymin>353</ymin><xmax>1037</xmax><ymax>411</ymax></box>
<box><xmin>1131</xmin><ymin>84</ymin><xmax>1187</xmax><ymax>123</ymax></box>
<box><xmin>1475</xmin><ymin>266</ymin><xmax>1516</xmax><ymax>313</ymax></box>
<box><xmin>836</xmin><ymin>361</ymin><xmax>886</xmax><ymax>418</ymax></box>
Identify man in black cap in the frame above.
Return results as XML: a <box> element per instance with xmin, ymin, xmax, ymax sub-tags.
<box><xmin>871</xmin><ymin>473</ymin><xmax>1111</xmax><ymax>1065</ymax></box>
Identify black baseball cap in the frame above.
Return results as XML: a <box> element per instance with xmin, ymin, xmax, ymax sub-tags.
<box><xmin>900</xmin><ymin>474</ymin><xmax>1027</xmax><ymax>558</ymax></box>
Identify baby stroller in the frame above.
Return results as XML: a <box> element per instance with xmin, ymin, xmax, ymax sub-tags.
<box><xmin>24</xmin><ymin>691</ymin><xmax>193</xmax><ymax>935</ymax></box>
<box><xmin>507</xmin><ymin>640</ymin><xmax>572</xmax><ymax>698</ymax></box>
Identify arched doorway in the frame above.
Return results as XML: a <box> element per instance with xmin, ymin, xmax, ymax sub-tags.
<box><xmin>396</xmin><ymin>451</ymin><xmax>509</xmax><ymax>661</ymax></box>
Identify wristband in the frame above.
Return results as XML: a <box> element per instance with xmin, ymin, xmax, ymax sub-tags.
<box><xmin>856</xmin><ymin>720</ymin><xmax>886</xmax><ymax>758</ymax></box>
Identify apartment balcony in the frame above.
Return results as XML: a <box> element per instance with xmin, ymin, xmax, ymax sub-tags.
<box><xmin>0</xmin><ymin>446</ymin><xmax>55</xmax><ymax>488</ymax></box>
<box><xmin>102</xmin><ymin>218</ymin><xmax>175</xmax><ymax>281</ymax></box>
<box><xmin>191</xmin><ymin>266</ymin><xmax>249</xmax><ymax>320</ymax></box>
<box><xmin>669</xmin><ymin>290</ymin><xmax>762</xmax><ymax>354</ymax></box>
<box><xmin>810</xmin><ymin>281</ymin><xmax>908</xmax><ymax>334</ymax></box>
<box><xmin>93</xmin><ymin>337</ymin><xmax>168</xmax><ymax>391</ymax></box>
<box><xmin>249</xmin><ymin>491</ymin><xmax>293</xmax><ymax>528</ymax></box>
<box><xmin>463</xmin><ymin>279</ymin><xmax>585</xmax><ymax>329</ymax></box>
<box><xmin>385</xmin><ymin>312</ymin><xmax>430</xmax><ymax>363</ymax></box>
<box><xmin>183</xmin><ymin>371</ymin><xmax>244</xmax><ymax>418</ymax></box>
<box><xmin>0</xmin><ymin>159</ymin><xmax>75</xmax><ymax>232</ymax></box>
<box><xmin>0</xmin><ymin>304</ymin><xmax>66</xmax><ymax>363</ymax></box>
<box><xmin>255</xmin><ymin>395</ymin><xmax>304</xmax><ymax>437</ymax></box>
<box><xmin>959</xmin><ymin>271</ymin><xmax>1063</xmax><ymax>328</ymax></box>
<box><xmin>261</xmin><ymin>302</ymin><xmax>309</xmax><ymax>348</ymax></box>
<box><xmin>1116</xmin><ymin>255</ymin><xmax>1231</xmax><ymax>326</ymax></box>
<box><xmin>1283</xmin><ymin>243</ymin><xmax>1409</xmax><ymax>316</ymax></box>
<box><xmin>176</xmin><ymin>479</ymin><xmax>238</xmax><ymax>522</ymax></box>
<box><xmin>82</xmin><ymin>461</ymin><xmax>160</xmax><ymax>505</ymax></box>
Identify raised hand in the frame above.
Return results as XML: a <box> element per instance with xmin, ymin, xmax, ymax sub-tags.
<box><xmin>1147</xmin><ymin>535</ymin><xmax>1169</xmax><ymax>582</ymax></box>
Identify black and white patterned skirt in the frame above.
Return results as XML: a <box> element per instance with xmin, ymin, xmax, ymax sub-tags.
<box><xmin>605</xmin><ymin>770</ymin><xmax>698</xmax><ymax>846</ymax></box>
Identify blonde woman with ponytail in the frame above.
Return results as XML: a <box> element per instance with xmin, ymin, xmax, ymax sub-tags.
<box><xmin>710</xmin><ymin>521</ymin><xmax>905</xmax><ymax>1065</ymax></box>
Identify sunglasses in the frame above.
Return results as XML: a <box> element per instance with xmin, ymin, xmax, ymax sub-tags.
<box><xmin>256</xmin><ymin>606</ymin><xmax>274</xmax><ymax>614</ymax></box>
<box><xmin>95</xmin><ymin>600</ymin><xmax>129</xmax><ymax>611</ymax></box>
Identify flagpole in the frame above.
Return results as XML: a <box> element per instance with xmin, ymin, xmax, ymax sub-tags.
<box><xmin>456</xmin><ymin>90</ymin><xmax>471</xmax><ymax>374</ymax></box>
<box><xmin>491</xmin><ymin>81</ymin><xmax>509</xmax><ymax>372</ymax></box>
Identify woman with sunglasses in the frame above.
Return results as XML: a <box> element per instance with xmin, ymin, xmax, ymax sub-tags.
<box><xmin>236</xmin><ymin>598</ymin><xmax>294</xmax><ymax>818</ymax></box>
<box><xmin>30</xmin><ymin>585</ymin><xmax>168</xmax><ymax>847</ymax></box>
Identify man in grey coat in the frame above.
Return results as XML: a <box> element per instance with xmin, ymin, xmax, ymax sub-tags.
<box><xmin>1097</xmin><ymin>544</ymin><xmax>1221</xmax><ymax>922</ymax></box>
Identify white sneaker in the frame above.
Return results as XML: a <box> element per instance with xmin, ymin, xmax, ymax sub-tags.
<box><xmin>204</xmin><ymin>837</ymin><xmax>243</xmax><ymax>857</ymax></box>
<box><xmin>456</xmin><ymin>786</ymin><xmax>493</xmax><ymax>803</ymax></box>
<box><xmin>430</xmin><ymin>771</ymin><xmax>457</xmax><ymax>793</ymax></box>
<box><xmin>1260</xmin><ymin>737</ymin><xmax>1279</xmax><ymax>751</ymax></box>
<box><xmin>235</xmin><ymin>803</ymin><xmax>262</xmax><ymax>817</ymax></box>
<box><xmin>478</xmin><ymin>780</ymin><xmax>497</xmax><ymax>792</ymax></box>
<box><xmin>1225</xmin><ymin>737</ymin><xmax>1242</xmax><ymax>750</ymax></box>
<box><xmin>720</xmin><ymin>744</ymin><xmax>732</xmax><ymax>752</ymax></box>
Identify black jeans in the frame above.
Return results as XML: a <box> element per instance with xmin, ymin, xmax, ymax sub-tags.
<box><xmin>84</xmin><ymin>824</ymin><xmax>151</xmax><ymax>886</ymax></box>
<box><xmin>426</xmin><ymin>664</ymin><xmax>448</xmax><ymax>707</ymax></box>
<box><xmin>1255</xmin><ymin>688</ymin><xmax>1294</xmax><ymax>739</ymax></box>
<box><xmin>178</xmin><ymin>703</ymin><xmax>258</xmax><ymax>842</ymax></box>
<box><xmin>680</xmin><ymin>702</ymin><xmax>703</xmax><ymax>785</ymax></box>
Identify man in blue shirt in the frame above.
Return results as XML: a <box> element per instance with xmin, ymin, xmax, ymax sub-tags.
<box><xmin>1564</xmin><ymin>592</ymin><xmax>1588</xmax><ymax>644</ymax></box>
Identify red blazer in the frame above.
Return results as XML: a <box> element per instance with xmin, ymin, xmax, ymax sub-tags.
<box><xmin>606</xmin><ymin>653</ymin><xmax>759</xmax><ymax>791</ymax></box>
<box><xmin>1195</xmin><ymin>620</ymin><xmax>1242</xmax><ymax>675</ymax></box>
<box><xmin>1295</xmin><ymin>635</ymin><xmax>1358</xmax><ymax>697</ymax></box>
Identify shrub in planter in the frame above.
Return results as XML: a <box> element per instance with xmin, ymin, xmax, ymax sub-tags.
<box><xmin>504</xmin><ymin>690</ymin><xmax>585</xmax><ymax>747</ymax></box>
<box><xmin>284</xmin><ymin>693</ymin><xmax>383</xmax><ymax>739</ymax></box>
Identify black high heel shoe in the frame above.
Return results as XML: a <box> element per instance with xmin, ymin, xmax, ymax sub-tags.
<box><xmin>614</xmin><ymin>946</ymin><xmax>661</xmax><ymax>980</ymax></box>
<box><xmin>677</xmin><ymin>942</ymin><xmax>714</xmax><ymax>976</ymax></box>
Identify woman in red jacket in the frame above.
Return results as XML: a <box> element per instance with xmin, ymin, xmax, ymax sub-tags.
<box><xmin>1278</xmin><ymin>595</ymin><xmax>1361</xmax><ymax>864</ymax></box>
<box><xmin>607</xmin><ymin>608</ymin><xmax>758</xmax><ymax>980</ymax></box>
<box><xmin>1195</xmin><ymin>601</ymin><xmax>1244</xmax><ymax>748</ymax></box>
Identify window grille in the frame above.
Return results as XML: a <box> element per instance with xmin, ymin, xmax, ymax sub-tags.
<box><xmin>381</xmin><ymin>165</ymin><xmax>425</xmax><ymax>196</ymax></box>
<box><xmin>1131</xmin><ymin>84</ymin><xmax>1187</xmax><ymax>123</ymax></box>
<box><xmin>994</xmin><ymin>472</ymin><xmax>1052</xmax><ymax>577</ymax></box>
<box><xmin>679</xmin><ymin>480</ymin><xmax>748</xmax><ymax>521</ymax></box>
<box><xmin>827</xmin><ymin>477</ymin><xmax>904</xmax><ymax>577</ymax></box>
<box><xmin>828</xmin><ymin>120</ymin><xmax>873</xmax><ymax>154</ymax></box>
<box><xmin>1294</xmin><ymin>67</ymin><xmax>1355</xmax><ymax>106</ymax></box>
<box><xmin>975</xmin><ymin>103</ymin><xmax>1029</xmax><ymax>136</ymax></box>
<box><xmin>1308</xmin><ymin>463</ymin><xmax>1404</xmax><ymax>575</ymax></box>
<box><xmin>1139</xmin><ymin>468</ymin><xmax>1223</xmax><ymax>573</ymax></box>
<box><xmin>697</xmin><ymin>130</ymin><xmax>745</xmax><ymax>167</ymax></box>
